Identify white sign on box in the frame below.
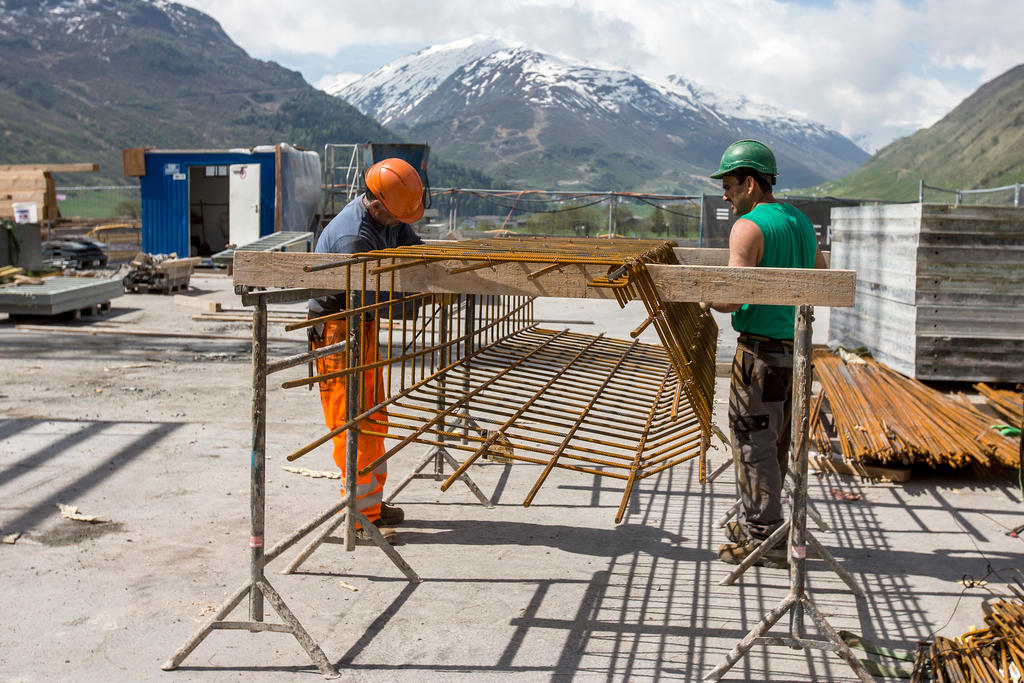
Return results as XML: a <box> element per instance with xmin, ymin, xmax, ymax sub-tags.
<box><xmin>12</xmin><ymin>202</ymin><xmax>37</xmax><ymax>223</ymax></box>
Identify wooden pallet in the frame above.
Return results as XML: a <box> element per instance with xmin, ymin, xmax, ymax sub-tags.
<box><xmin>808</xmin><ymin>452</ymin><xmax>911</xmax><ymax>482</ymax></box>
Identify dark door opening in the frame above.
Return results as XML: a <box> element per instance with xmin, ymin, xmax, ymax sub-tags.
<box><xmin>188</xmin><ymin>166</ymin><xmax>230</xmax><ymax>256</ymax></box>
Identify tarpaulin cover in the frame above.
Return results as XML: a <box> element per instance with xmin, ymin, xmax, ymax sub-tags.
<box><xmin>277</xmin><ymin>143</ymin><xmax>322</xmax><ymax>231</ymax></box>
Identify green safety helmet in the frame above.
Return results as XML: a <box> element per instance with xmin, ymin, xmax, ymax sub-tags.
<box><xmin>710</xmin><ymin>139</ymin><xmax>778</xmax><ymax>179</ymax></box>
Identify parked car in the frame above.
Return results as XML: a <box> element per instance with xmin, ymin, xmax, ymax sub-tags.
<box><xmin>41</xmin><ymin>237</ymin><xmax>108</xmax><ymax>269</ymax></box>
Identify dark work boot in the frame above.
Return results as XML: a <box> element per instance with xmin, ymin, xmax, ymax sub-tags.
<box><xmin>717</xmin><ymin>540</ymin><xmax>788</xmax><ymax>569</ymax></box>
<box><xmin>379</xmin><ymin>502</ymin><xmax>405</xmax><ymax>526</ymax></box>
<box><xmin>724</xmin><ymin>520</ymin><xmax>748</xmax><ymax>544</ymax></box>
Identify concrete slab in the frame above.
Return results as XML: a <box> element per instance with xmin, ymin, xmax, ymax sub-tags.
<box><xmin>0</xmin><ymin>273</ymin><xmax>1020</xmax><ymax>682</ymax></box>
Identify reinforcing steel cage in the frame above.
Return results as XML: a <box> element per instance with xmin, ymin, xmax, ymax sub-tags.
<box><xmin>280</xmin><ymin>237</ymin><xmax>718</xmax><ymax>521</ymax></box>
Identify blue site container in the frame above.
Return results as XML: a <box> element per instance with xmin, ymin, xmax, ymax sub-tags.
<box><xmin>137</xmin><ymin>149</ymin><xmax>276</xmax><ymax>258</ymax></box>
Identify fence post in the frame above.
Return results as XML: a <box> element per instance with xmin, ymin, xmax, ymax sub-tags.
<box><xmin>607</xmin><ymin>192</ymin><xmax>615</xmax><ymax>239</ymax></box>
<box><xmin>698</xmin><ymin>195</ymin><xmax>705</xmax><ymax>247</ymax></box>
<box><xmin>1016</xmin><ymin>183</ymin><xmax>1021</xmax><ymax>208</ymax></box>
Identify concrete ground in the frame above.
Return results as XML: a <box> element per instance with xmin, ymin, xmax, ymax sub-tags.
<box><xmin>1</xmin><ymin>272</ymin><xmax>1022</xmax><ymax>682</ymax></box>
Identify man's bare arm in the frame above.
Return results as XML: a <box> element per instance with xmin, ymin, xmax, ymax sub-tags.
<box><xmin>814</xmin><ymin>247</ymin><xmax>827</xmax><ymax>269</ymax></box>
<box><xmin>709</xmin><ymin>218</ymin><xmax>762</xmax><ymax>313</ymax></box>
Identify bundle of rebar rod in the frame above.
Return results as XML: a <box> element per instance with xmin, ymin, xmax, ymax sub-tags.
<box><xmin>911</xmin><ymin>592</ymin><xmax>1024</xmax><ymax>683</ymax></box>
<box><xmin>810</xmin><ymin>350</ymin><xmax>1020</xmax><ymax>469</ymax></box>
<box><xmin>281</xmin><ymin>238</ymin><xmax>718</xmax><ymax>519</ymax></box>
<box><xmin>975</xmin><ymin>383</ymin><xmax>1024</xmax><ymax>427</ymax></box>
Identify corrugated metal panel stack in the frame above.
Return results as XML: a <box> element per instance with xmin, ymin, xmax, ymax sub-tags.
<box><xmin>0</xmin><ymin>277</ymin><xmax>123</xmax><ymax>316</ymax></box>
<box><xmin>829</xmin><ymin>203</ymin><xmax>1024</xmax><ymax>382</ymax></box>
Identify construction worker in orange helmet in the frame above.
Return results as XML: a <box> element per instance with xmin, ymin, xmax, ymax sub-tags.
<box><xmin>364</xmin><ymin>157</ymin><xmax>425</xmax><ymax>225</ymax></box>
<box><xmin>308</xmin><ymin>157</ymin><xmax>426</xmax><ymax>543</ymax></box>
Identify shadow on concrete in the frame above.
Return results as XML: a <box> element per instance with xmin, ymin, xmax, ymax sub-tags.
<box><xmin>396</xmin><ymin>519</ymin><xmax>693</xmax><ymax>560</ymax></box>
<box><xmin>0</xmin><ymin>417</ymin><xmax>181</xmax><ymax>534</ymax></box>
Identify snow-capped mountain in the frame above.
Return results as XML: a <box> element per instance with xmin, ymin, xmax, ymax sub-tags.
<box><xmin>332</xmin><ymin>38</ymin><xmax>868</xmax><ymax>192</ymax></box>
<box><xmin>325</xmin><ymin>37</ymin><xmax>509</xmax><ymax>126</ymax></box>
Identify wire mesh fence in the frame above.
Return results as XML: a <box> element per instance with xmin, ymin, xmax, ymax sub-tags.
<box><xmin>56</xmin><ymin>185</ymin><xmax>141</xmax><ymax>221</ymax></box>
<box><xmin>919</xmin><ymin>180</ymin><xmax>1023</xmax><ymax>206</ymax></box>
<box><xmin>423</xmin><ymin>188</ymin><xmax>703</xmax><ymax>243</ymax></box>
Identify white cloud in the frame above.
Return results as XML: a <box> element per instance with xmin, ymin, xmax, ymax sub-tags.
<box><xmin>177</xmin><ymin>0</ymin><xmax>1024</xmax><ymax>151</ymax></box>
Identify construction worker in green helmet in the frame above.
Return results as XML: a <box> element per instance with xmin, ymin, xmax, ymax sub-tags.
<box><xmin>707</xmin><ymin>139</ymin><xmax>827</xmax><ymax>568</ymax></box>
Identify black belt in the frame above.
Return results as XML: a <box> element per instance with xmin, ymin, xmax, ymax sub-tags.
<box><xmin>738</xmin><ymin>332</ymin><xmax>794</xmax><ymax>348</ymax></box>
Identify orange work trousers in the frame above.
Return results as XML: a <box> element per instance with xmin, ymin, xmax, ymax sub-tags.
<box><xmin>314</xmin><ymin>317</ymin><xmax>389</xmax><ymax>525</ymax></box>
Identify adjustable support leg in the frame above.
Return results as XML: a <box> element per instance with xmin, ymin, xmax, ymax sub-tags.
<box><xmin>164</xmin><ymin>297</ymin><xmax>339</xmax><ymax>678</ymax></box>
<box><xmin>384</xmin><ymin>443</ymin><xmax>493</xmax><ymax>507</ymax></box>
<box><xmin>706</xmin><ymin>306</ymin><xmax>870</xmax><ymax>682</ymax></box>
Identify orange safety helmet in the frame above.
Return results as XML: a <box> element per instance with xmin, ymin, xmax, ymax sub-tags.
<box><xmin>364</xmin><ymin>158</ymin><xmax>425</xmax><ymax>224</ymax></box>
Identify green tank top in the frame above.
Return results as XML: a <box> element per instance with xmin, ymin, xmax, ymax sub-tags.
<box><xmin>731</xmin><ymin>202</ymin><xmax>817</xmax><ymax>340</ymax></box>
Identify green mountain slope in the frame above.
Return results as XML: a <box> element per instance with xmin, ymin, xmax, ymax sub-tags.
<box><xmin>0</xmin><ymin>0</ymin><xmax>490</xmax><ymax>190</ymax></box>
<box><xmin>812</xmin><ymin>64</ymin><xmax>1024</xmax><ymax>201</ymax></box>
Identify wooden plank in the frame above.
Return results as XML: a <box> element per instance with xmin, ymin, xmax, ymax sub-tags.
<box><xmin>673</xmin><ymin>247</ymin><xmax>830</xmax><ymax>267</ymax></box>
<box><xmin>808</xmin><ymin>454</ymin><xmax>911</xmax><ymax>483</ymax></box>
<box><xmin>232</xmin><ymin>251</ymin><xmax>856</xmax><ymax>307</ymax></box>
<box><xmin>1</xmin><ymin>190</ymin><xmax>48</xmax><ymax>202</ymax></box>
<box><xmin>646</xmin><ymin>263</ymin><xmax>854</xmax><ymax>307</ymax></box>
<box><xmin>673</xmin><ymin>247</ymin><xmax>730</xmax><ymax>265</ymax></box>
<box><xmin>121</xmin><ymin>148</ymin><xmax>147</xmax><ymax>177</ymax></box>
<box><xmin>0</xmin><ymin>171</ymin><xmax>48</xmax><ymax>190</ymax></box>
<box><xmin>173</xmin><ymin>295</ymin><xmax>222</xmax><ymax>312</ymax></box>
<box><xmin>0</xmin><ymin>163</ymin><xmax>98</xmax><ymax>173</ymax></box>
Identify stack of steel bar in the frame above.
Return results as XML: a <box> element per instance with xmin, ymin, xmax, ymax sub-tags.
<box><xmin>911</xmin><ymin>593</ymin><xmax>1024</xmax><ymax>682</ymax></box>
<box><xmin>284</xmin><ymin>239</ymin><xmax>718</xmax><ymax>519</ymax></box>
<box><xmin>810</xmin><ymin>350</ymin><xmax>1019</xmax><ymax>469</ymax></box>
<box><xmin>975</xmin><ymin>383</ymin><xmax>1024</xmax><ymax>427</ymax></box>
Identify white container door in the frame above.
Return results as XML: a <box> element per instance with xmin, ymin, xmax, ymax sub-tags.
<box><xmin>229</xmin><ymin>163</ymin><xmax>261</xmax><ymax>247</ymax></box>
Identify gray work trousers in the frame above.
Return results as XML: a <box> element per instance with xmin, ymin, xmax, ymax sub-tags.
<box><xmin>728</xmin><ymin>338</ymin><xmax>794</xmax><ymax>543</ymax></box>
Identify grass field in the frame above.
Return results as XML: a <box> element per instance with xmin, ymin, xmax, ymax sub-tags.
<box><xmin>56</xmin><ymin>186</ymin><xmax>140</xmax><ymax>220</ymax></box>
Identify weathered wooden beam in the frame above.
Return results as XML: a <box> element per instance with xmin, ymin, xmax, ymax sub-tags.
<box><xmin>673</xmin><ymin>247</ymin><xmax>831</xmax><ymax>268</ymax></box>
<box><xmin>809</xmin><ymin>455</ymin><xmax>911</xmax><ymax>483</ymax></box>
<box><xmin>232</xmin><ymin>251</ymin><xmax>855</xmax><ymax>307</ymax></box>
<box><xmin>0</xmin><ymin>163</ymin><xmax>98</xmax><ymax>173</ymax></box>
<box><xmin>673</xmin><ymin>247</ymin><xmax>731</xmax><ymax>265</ymax></box>
<box><xmin>646</xmin><ymin>262</ymin><xmax>852</xmax><ymax>306</ymax></box>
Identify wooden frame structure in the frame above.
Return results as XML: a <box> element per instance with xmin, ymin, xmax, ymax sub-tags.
<box><xmin>165</xmin><ymin>244</ymin><xmax>866</xmax><ymax>681</ymax></box>
<box><xmin>0</xmin><ymin>163</ymin><xmax>98</xmax><ymax>222</ymax></box>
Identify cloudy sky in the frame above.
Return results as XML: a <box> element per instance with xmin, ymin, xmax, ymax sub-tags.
<box><xmin>177</xmin><ymin>0</ymin><xmax>1024</xmax><ymax>152</ymax></box>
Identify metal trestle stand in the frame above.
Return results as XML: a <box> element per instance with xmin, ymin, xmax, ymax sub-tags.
<box><xmin>165</xmin><ymin>290</ymin><xmax>421</xmax><ymax>679</ymax></box>
<box><xmin>163</xmin><ymin>295</ymin><xmax>339</xmax><ymax>678</ymax></box>
<box><xmin>704</xmin><ymin>306</ymin><xmax>873</xmax><ymax>683</ymax></box>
